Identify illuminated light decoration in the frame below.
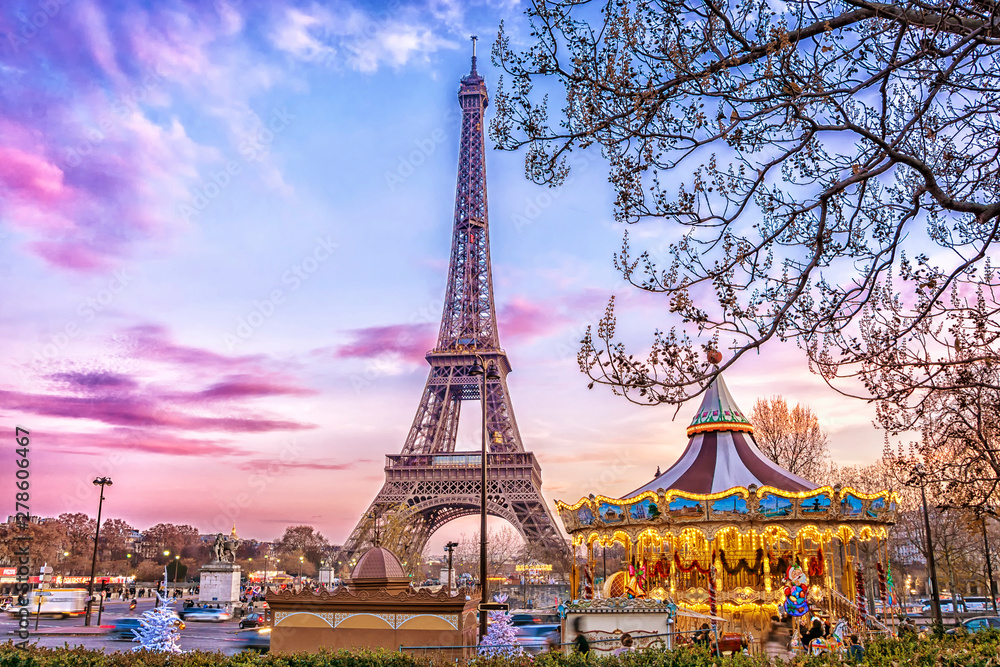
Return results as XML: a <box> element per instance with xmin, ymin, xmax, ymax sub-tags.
<box><xmin>686</xmin><ymin>421</ymin><xmax>754</xmax><ymax>436</ymax></box>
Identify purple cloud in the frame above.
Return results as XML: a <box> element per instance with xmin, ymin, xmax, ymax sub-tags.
<box><xmin>333</xmin><ymin>323</ymin><xmax>436</xmax><ymax>362</ymax></box>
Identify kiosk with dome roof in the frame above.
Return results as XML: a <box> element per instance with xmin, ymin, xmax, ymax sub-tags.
<box><xmin>556</xmin><ymin>375</ymin><xmax>898</xmax><ymax>645</ymax></box>
<box><xmin>267</xmin><ymin>545</ymin><xmax>479</xmax><ymax>655</ymax></box>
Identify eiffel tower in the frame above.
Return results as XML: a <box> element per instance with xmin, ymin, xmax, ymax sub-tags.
<box><xmin>337</xmin><ymin>43</ymin><xmax>567</xmax><ymax>568</ymax></box>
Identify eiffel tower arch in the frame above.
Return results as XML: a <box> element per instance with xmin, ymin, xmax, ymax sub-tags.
<box><xmin>336</xmin><ymin>48</ymin><xmax>567</xmax><ymax>569</ymax></box>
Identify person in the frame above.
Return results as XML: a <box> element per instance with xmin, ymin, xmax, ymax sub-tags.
<box><xmin>801</xmin><ymin>618</ymin><xmax>823</xmax><ymax>647</ymax></box>
<box><xmin>847</xmin><ymin>635</ymin><xmax>865</xmax><ymax>663</ymax></box>
<box><xmin>763</xmin><ymin>619</ymin><xmax>791</xmax><ymax>662</ymax></box>
<box><xmin>573</xmin><ymin>617</ymin><xmax>590</xmax><ymax>655</ymax></box>
<box><xmin>129</xmin><ymin>598</ymin><xmax>137</xmax><ymax>612</ymax></box>
<box><xmin>693</xmin><ymin>623</ymin><xmax>712</xmax><ymax>648</ymax></box>
<box><xmin>614</xmin><ymin>633</ymin><xmax>635</xmax><ymax>656</ymax></box>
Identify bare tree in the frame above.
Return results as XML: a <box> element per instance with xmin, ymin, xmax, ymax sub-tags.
<box><xmin>751</xmin><ymin>396</ymin><xmax>829</xmax><ymax>482</ymax></box>
<box><xmin>490</xmin><ymin>0</ymin><xmax>1000</xmax><ymax>431</ymax></box>
<box><xmin>880</xmin><ymin>364</ymin><xmax>1000</xmax><ymax>509</ymax></box>
<box><xmin>455</xmin><ymin>526</ymin><xmax>525</xmax><ymax>583</ymax></box>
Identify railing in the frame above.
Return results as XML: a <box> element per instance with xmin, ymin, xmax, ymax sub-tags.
<box><xmin>386</xmin><ymin>453</ymin><xmax>538</xmax><ymax>469</ymax></box>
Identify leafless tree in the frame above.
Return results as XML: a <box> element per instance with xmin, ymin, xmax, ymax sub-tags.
<box><xmin>751</xmin><ymin>396</ymin><xmax>830</xmax><ymax>482</ymax></box>
<box><xmin>880</xmin><ymin>364</ymin><xmax>1000</xmax><ymax>509</ymax></box>
<box><xmin>455</xmin><ymin>525</ymin><xmax>525</xmax><ymax>584</ymax></box>
<box><xmin>491</xmin><ymin>0</ymin><xmax>1000</xmax><ymax>428</ymax></box>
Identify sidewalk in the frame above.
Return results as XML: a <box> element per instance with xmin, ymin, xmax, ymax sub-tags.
<box><xmin>9</xmin><ymin>626</ymin><xmax>111</xmax><ymax>636</ymax></box>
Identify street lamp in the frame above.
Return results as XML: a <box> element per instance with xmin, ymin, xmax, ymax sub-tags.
<box><xmin>85</xmin><ymin>476</ymin><xmax>112</xmax><ymax>626</ymax></box>
<box><xmin>907</xmin><ymin>465</ymin><xmax>943</xmax><ymax>630</ymax></box>
<box><xmin>445</xmin><ymin>541</ymin><xmax>458</xmax><ymax>595</ymax></box>
<box><xmin>298</xmin><ymin>555</ymin><xmax>304</xmax><ymax>583</ymax></box>
<box><xmin>977</xmin><ymin>506</ymin><xmax>999</xmax><ymax>615</ymax></box>
<box><xmin>470</xmin><ymin>355</ymin><xmax>500</xmax><ymax>640</ymax></box>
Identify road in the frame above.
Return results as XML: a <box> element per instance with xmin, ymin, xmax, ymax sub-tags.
<box><xmin>1</xmin><ymin>598</ymin><xmax>259</xmax><ymax>654</ymax></box>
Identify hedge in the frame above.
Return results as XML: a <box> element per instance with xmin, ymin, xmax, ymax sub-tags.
<box><xmin>1</xmin><ymin>632</ymin><xmax>998</xmax><ymax>667</ymax></box>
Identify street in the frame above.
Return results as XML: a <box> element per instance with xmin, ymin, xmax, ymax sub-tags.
<box><xmin>1</xmin><ymin>597</ymin><xmax>256</xmax><ymax>655</ymax></box>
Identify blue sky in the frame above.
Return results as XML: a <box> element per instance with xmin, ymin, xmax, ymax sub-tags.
<box><xmin>0</xmin><ymin>0</ymin><xmax>886</xmax><ymax>549</ymax></box>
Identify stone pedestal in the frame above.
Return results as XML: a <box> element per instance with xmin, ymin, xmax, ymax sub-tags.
<box><xmin>199</xmin><ymin>562</ymin><xmax>241</xmax><ymax>611</ymax></box>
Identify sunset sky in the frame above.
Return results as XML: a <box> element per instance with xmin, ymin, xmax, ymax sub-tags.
<box><xmin>0</xmin><ymin>0</ymin><xmax>888</xmax><ymax>551</ymax></box>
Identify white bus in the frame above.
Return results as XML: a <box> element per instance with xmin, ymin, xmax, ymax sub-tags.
<box><xmin>10</xmin><ymin>589</ymin><xmax>88</xmax><ymax>618</ymax></box>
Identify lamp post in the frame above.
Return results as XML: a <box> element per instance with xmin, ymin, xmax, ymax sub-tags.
<box><xmin>470</xmin><ymin>355</ymin><xmax>500</xmax><ymax>640</ymax></box>
<box><xmin>978</xmin><ymin>506</ymin><xmax>999</xmax><ymax>615</ymax></box>
<box><xmin>85</xmin><ymin>476</ymin><xmax>112</xmax><ymax>626</ymax></box>
<box><xmin>908</xmin><ymin>465</ymin><xmax>943</xmax><ymax>630</ymax></box>
<box><xmin>445</xmin><ymin>541</ymin><xmax>458</xmax><ymax>595</ymax></box>
<box><xmin>264</xmin><ymin>550</ymin><xmax>270</xmax><ymax>594</ymax></box>
<box><xmin>298</xmin><ymin>555</ymin><xmax>304</xmax><ymax>583</ymax></box>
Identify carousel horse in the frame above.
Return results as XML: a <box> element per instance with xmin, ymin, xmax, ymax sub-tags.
<box><xmin>808</xmin><ymin>618</ymin><xmax>851</xmax><ymax>656</ymax></box>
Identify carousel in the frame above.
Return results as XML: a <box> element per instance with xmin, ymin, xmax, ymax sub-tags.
<box><xmin>556</xmin><ymin>375</ymin><xmax>899</xmax><ymax>644</ymax></box>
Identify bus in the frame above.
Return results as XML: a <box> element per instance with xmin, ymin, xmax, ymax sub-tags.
<box><xmin>9</xmin><ymin>589</ymin><xmax>87</xmax><ymax>618</ymax></box>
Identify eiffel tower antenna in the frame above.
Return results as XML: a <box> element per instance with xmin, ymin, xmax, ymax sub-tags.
<box><xmin>336</xmin><ymin>56</ymin><xmax>567</xmax><ymax>569</ymax></box>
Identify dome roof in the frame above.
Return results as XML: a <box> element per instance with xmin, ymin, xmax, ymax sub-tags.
<box><xmin>625</xmin><ymin>374</ymin><xmax>817</xmax><ymax>497</ymax></box>
<box><xmin>351</xmin><ymin>546</ymin><xmax>406</xmax><ymax>579</ymax></box>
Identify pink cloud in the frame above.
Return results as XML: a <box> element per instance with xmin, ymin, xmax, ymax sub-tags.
<box><xmin>334</xmin><ymin>323</ymin><xmax>436</xmax><ymax>362</ymax></box>
<box><xmin>0</xmin><ymin>147</ymin><xmax>68</xmax><ymax>205</ymax></box>
<box><xmin>124</xmin><ymin>324</ymin><xmax>268</xmax><ymax>372</ymax></box>
<box><xmin>192</xmin><ymin>377</ymin><xmax>317</xmax><ymax>401</ymax></box>
<box><xmin>498</xmin><ymin>296</ymin><xmax>569</xmax><ymax>341</ymax></box>
<box><xmin>45</xmin><ymin>429</ymin><xmax>237</xmax><ymax>458</ymax></box>
<box><xmin>239</xmin><ymin>458</ymin><xmax>370</xmax><ymax>472</ymax></box>
<box><xmin>0</xmin><ymin>388</ymin><xmax>313</xmax><ymax>433</ymax></box>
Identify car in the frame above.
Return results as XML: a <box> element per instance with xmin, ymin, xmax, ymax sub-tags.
<box><xmin>239</xmin><ymin>612</ymin><xmax>267</xmax><ymax>629</ymax></box>
<box><xmin>514</xmin><ymin>624</ymin><xmax>560</xmax><ymax>654</ymax></box>
<box><xmin>230</xmin><ymin>627</ymin><xmax>270</xmax><ymax>653</ymax></box>
<box><xmin>179</xmin><ymin>607</ymin><xmax>232</xmax><ymax>622</ymax></box>
<box><xmin>108</xmin><ymin>618</ymin><xmax>143</xmax><ymax>640</ymax></box>
<box><xmin>510</xmin><ymin>612</ymin><xmax>559</xmax><ymax>626</ymax></box>
<box><xmin>108</xmin><ymin>614</ymin><xmax>185</xmax><ymax>640</ymax></box>
<box><xmin>946</xmin><ymin>616</ymin><xmax>1000</xmax><ymax>635</ymax></box>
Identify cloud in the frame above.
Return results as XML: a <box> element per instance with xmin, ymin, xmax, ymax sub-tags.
<box><xmin>268</xmin><ymin>1</ymin><xmax>457</xmax><ymax>73</ymax></box>
<box><xmin>0</xmin><ymin>387</ymin><xmax>313</xmax><ymax>432</ymax></box>
<box><xmin>0</xmin><ymin>0</ymin><xmax>287</xmax><ymax>271</ymax></box>
<box><xmin>44</xmin><ymin>428</ymin><xmax>238</xmax><ymax>458</ymax></box>
<box><xmin>333</xmin><ymin>323</ymin><xmax>436</xmax><ymax>362</ymax></box>
<box><xmin>1</xmin><ymin>323</ymin><xmax>317</xmax><ymax>446</ymax></box>
<box><xmin>239</xmin><ymin>458</ymin><xmax>370</xmax><ymax>472</ymax></box>
<box><xmin>498</xmin><ymin>296</ymin><xmax>569</xmax><ymax>341</ymax></box>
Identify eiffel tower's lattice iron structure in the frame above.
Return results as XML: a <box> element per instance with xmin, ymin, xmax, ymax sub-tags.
<box><xmin>336</xmin><ymin>46</ymin><xmax>567</xmax><ymax>568</ymax></box>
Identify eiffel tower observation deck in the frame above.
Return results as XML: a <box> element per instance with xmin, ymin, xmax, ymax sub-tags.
<box><xmin>336</xmin><ymin>43</ymin><xmax>567</xmax><ymax>569</ymax></box>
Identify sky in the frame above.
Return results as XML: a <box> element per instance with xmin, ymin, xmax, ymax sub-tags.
<box><xmin>0</xmin><ymin>0</ymin><xmax>888</xmax><ymax>552</ymax></box>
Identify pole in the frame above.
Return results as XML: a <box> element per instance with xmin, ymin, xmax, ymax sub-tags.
<box><xmin>85</xmin><ymin>481</ymin><xmax>108</xmax><ymax>626</ymax></box>
<box><xmin>981</xmin><ymin>513</ymin><xmax>998</xmax><ymax>615</ymax></box>
<box><xmin>96</xmin><ymin>578</ymin><xmax>106</xmax><ymax>626</ymax></box>
<box><xmin>919</xmin><ymin>482</ymin><xmax>944</xmax><ymax>630</ymax></box>
<box><xmin>479</xmin><ymin>359</ymin><xmax>488</xmax><ymax>640</ymax></box>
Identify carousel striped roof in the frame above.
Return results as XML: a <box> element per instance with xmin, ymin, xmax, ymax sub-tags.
<box><xmin>625</xmin><ymin>375</ymin><xmax>817</xmax><ymax>497</ymax></box>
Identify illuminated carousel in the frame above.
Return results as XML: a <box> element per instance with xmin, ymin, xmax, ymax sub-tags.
<box><xmin>556</xmin><ymin>376</ymin><xmax>899</xmax><ymax>641</ymax></box>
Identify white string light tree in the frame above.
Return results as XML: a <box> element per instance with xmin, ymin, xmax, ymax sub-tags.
<box><xmin>478</xmin><ymin>594</ymin><xmax>525</xmax><ymax>658</ymax></box>
<box><xmin>133</xmin><ymin>567</ymin><xmax>182</xmax><ymax>653</ymax></box>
